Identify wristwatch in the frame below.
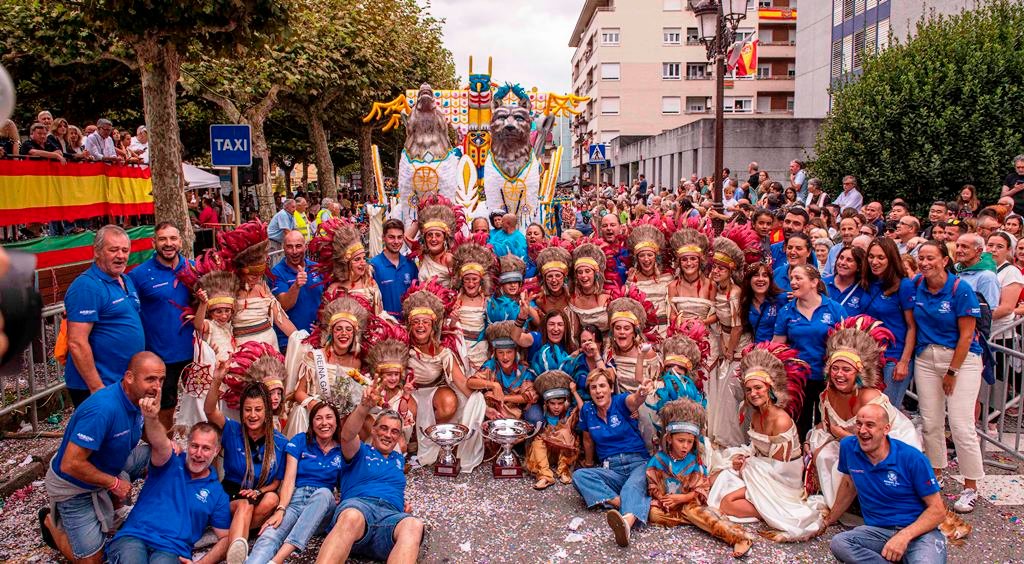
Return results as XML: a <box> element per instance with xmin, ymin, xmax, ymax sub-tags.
<box><xmin>945</xmin><ymin>367</ymin><xmax>958</xmax><ymax>378</ymax></box>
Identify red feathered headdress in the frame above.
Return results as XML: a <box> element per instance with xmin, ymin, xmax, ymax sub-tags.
<box><xmin>222</xmin><ymin>341</ymin><xmax>286</xmax><ymax>410</ymax></box>
<box><xmin>737</xmin><ymin>342</ymin><xmax>810</xmax><ymax>420</ymax></box>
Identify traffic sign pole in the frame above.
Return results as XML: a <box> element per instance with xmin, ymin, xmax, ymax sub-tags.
<box><xmin>231</xmin><ymin>166</ymin><xmax>240</xmax><ymax>226</ymax></box>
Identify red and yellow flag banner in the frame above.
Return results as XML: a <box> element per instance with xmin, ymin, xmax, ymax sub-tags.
<box><xmin>0</xmin><ymin>160</ymin><xmax>154</xmax><ymax>226</ymax></box>
<box><xmin>759</xmin><ymin>8</ymin><xmax>796</xmax><ymax>20</ymax></box>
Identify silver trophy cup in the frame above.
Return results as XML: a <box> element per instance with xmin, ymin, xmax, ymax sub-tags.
<box><xmin>482</xmin><ymin>419</ymin><xmax>536</xmax><ymax>478</ymax></box>
<box><xmin>423</xmin><ymin>423</ymin><xmax>471</xmax><ymax>476</ymax></box>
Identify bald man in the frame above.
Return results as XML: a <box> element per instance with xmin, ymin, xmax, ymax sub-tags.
<box><xmin>599</xmin><ymin>213</ymin><xmax>628</xmax><ymax>284</ymax></box>
<box><xmin>41</xmin><ymin>352</ymin><xmax>166</xmax><ymax>563</ymax></box>
<box><xmin>824</xmin><ymin>404</ymin><xmax>947</xmax><ymax>564</ymax></box>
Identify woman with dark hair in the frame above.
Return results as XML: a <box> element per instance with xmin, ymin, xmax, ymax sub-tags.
<box><xmin>860</xmin><ymin>237</ymin><xmax>918</xmax><ymax>408</ymax></box>
<box><xmin>986</xmin><ymin>231</ymin><xmax>1023</xmax><ymax>343</ymax></box>
<box><xmin>741</xmin><ymin>262</ymin><xmax>785</xmax><ymax>345</ymax></box>
<box><xmin>525</xmin><ymin>222</ymin><xmax>546</xmax><ymax>279</ymax></box>
<box><xmin>782</xmin><ymin>187</ymin><xmax>798</xmax><ymax>208</ymax></box>
<box><xmin>913</xmin><ymin>240</ymin><xmax>985</xmax><ymax>514</ymax></box>
<box><xmin>565</xmin><ymin>324</ymin><xmax>606</xmax><ymax>402</ymax></box>
<box><xmin>513</xmin><ymin>309</ymin><xmax>576</xmax><ymax>374</ymax></box>
<box><xmin>772</xmin><ymin>233</ymin><xmax>812</xmax><ymax>292</ymax></box>
<box><xmin>957</xmin><ymin>185</ymin><xmax>981</xmax><ymax>219</ymax></box>
<box><xmin>772</xmin><ymin>264</ymin><xmax>847</xmax><ymax>437</ymax></box>
<box><xmin>247</xmin><ymin>402</ymin><xmax>342</xmax><ymax>563</ymax></box>
<box><xmin>824</xmin><ymin>246</ymin><xmax>866</xmax><ymax>315</ymax></box>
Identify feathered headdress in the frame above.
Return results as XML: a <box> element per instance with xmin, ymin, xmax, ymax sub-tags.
<box><xmin>450</xmin><ymin>231</ymin><xmax>497</xmax><ymax>295</ymax></box>
<box><xmin>720</xmin><ymin>223</ymin><xmax>763</xmax><ymax>268</ymax></box>
<box><xmin>418</xmin><ymin>193</ymin><xmax>465</xmax><ymax>239</ymax></box>
<box><xmin>659</xmin><ymin>398</ymin><xmax>706</xmax><ymax>441</ymax></box>
<box><xmin>626</xmin><ymin>224</ymin><xmax>667</xmax><ymax>274</ymax></box>
<box><xmin>737</xmin><ymin>342</ymin><xmax>810</xmax><ymax>420</ymax></box>
<box><xmin>364</xmin><ymin>315</ymin><xmax>410</xmax><ymax>379</ymax></box>
<box><xmin>669</xmin><ymin>227</ymin><xmax>710</xmax><ymax>274</ymax></box>
<box><xmin>308</xmin><ymin>217</ymin><xmax>364</xmax><ymax>284</ymax></box>
<box><xmin>217</xmin><ymin>220</ymin><xmax>269</xmax><ymax>271</ymax></box>
<box><xmin>607</xmin><ymin>285</ymin><xmax>661</xmax><ymax>344</ymax></box>
<box><xmin>825</xmin><ymin>315</ymin><xmax>895</xmax><ymax>392</ymax></box>
<box><xmin>485</xmin><ymin>320</ymin><xmax>519</xmax><ymax>352</ymax></box>
<box><xmin>570</xmin><ymin>238</ymin><xmax>614</xmax><ymax>294</ymax></box>
<box><xmin>178</xmin><ymin>249</ymin><xmax>233</xmax><ymax>291</ymax></box>
<box><xmin>402</xmin><ymin>277</ymin><xmax>461</xmax><ymax>354</ymax></box>
<box><xmin>223</xmin><ymin>341</ymin><xmax>286</xmax><ymax>410</ymax></box>
<box><xmin>531</xmin><ymin>241</ymin><xmax>572</xmax><ymax>296</ymax></box>
<box><xmin>661</xmin><ymin>321</ymin><xmax>711</xmax><ymax>392</ymax></box>
<box><xmin>497</xmin><ymin>254</ymin><xmax>526</xmax><ymax>287</ymax></box>
<box><xmin>309</xmin><ymin>296</ymin><xmax>371</xmax><ymax>350</ymax></box>
<box><xmin>533</xmin><ymin>370</ymin><xmax>573</xmax><ymax>403</ymax></box>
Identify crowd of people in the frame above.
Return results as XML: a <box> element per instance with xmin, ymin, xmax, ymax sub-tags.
<box><xmin>35</xmin><ymin>154</ymin><xmax>1024</xmax><ymax>563</ymax></box>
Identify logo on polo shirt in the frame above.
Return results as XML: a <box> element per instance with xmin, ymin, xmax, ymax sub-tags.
<box><xmin>821</xmin><ymin>313</ymin><xmax>834</xmax><ymax>325</ymax></box>
<box><xmin>609</xmin><ymin>414</ymin><xmax>621</xmax><ymax>427</ymax></box>
<box><xmin>196</xmin><ymin>488</ymin><xmax>210</xmax><ymax>503</ymax></box>
<box><xmin>331</xmin><ymin>455</ymin><xmax>341</xmax><ymax>467</ymax></box>
<box><xmin>76</xmin><ymin>432</ymin><xmax>95</xmax><ymax>443</ymax></box>
<box><xmin>113</xmin><ymin>429</ymin><xmax>130</xmax><ymax>438</ymax></box>
<box><xmin>403</xmin><ymin>273</ymin><xmax>411</xmax><ymax>284</ymax></box>
<box><xmin>78</xmin><ymin>309</ymin><xmax>97</xmax><ymax>316</ymax></box>
<box><xmin>152</xmin><ymin>282</ymin><xmax>169</xmax><ymax>289</ymax></box>
<box><xmin>939</xmin><ymin>301</ymin><xmax>952</xmax><ymax>314</ymax></box>
<box><xmin>884</xmin><ymin>471</ymin><xmax>900</xmax><ymax>487</ymax></box>
<box><xmin>847</xmin><ymin>296</ymin><xmax>860</xmax><ymax>308</ymax></box>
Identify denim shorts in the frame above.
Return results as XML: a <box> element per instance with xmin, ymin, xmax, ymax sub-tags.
<box><xmin>331</xmin><ymin>497</ymin><xmax>412</xmax><ymax>561</ymax></box>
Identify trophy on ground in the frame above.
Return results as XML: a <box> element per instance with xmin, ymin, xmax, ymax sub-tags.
<box><xmin>423</xmin><ymin>423</ymin><xmax>471</xmax><ymax>477</ymax></box>
<box><xmin>482</xmin><ymin>419</ymin><xmax>537</xmax><ymax>478</ymax></box>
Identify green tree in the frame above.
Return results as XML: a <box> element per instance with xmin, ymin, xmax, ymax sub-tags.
<box><xmin>810</xmin><ymin>0</ymin><xmax>1024</xmax><ymax>211</ymax></box>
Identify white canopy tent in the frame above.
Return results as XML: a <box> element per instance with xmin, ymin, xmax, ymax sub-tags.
<box><xmin>183</xmin><ymin>163</ymin><xmax>222</xmax><ymax>190</ymax></box>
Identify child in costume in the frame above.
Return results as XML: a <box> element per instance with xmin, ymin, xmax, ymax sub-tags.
<box><xmin>569</xmin><ymin>239</ymin><xmax>613</xmax><ymax>333</ymax></box>
<box><xmin>644</xmin><ymin>320</ymin><xmax>709</xmax><ymax>420</ymax></box>
<box><xmin>486</xmin><ymin>255</ymin><xmax>539</xmax><ymax>327</ymax></box>
<box><xmin>532</xmin><ymin>243</ymin><xmax>572</xmax><ymax>317</ymax></box>
<box><xmin>646</xmin><ymin>399</ymin><xmax>754</xmax><ymax>558</ymax></box>
<box><xmin>450</xmin><ymin>232</ymin><xmax>497</xmax><ymax>372</ymax></box>
<box><xmin>467</xmin><ymin>321</ymin><xmax>541</xmax><ymax>425</ymax></box>
<box><xmin>413</xmin><ymin>195</ymin><xmax>461</xmax><ymax>288</ymax></box>
<box><xmin>526</xmin><ymin>370</ymin><xmax>583</xmax><ymax>490</ymax></box>
<box><xmin>364</xmin><ymin>316</ymin><xmax>417</xmax><ymax>450</ymax></box>
<box><xmin>625</xmin><ymin>221</ymin><xmax>673</xmax><ymax>338</ymax></box>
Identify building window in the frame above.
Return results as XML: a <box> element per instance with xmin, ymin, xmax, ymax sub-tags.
<box><xmin>686</xmin><ymin>27</ymin><xmax>700</xmax><ymax>44</ymax></box>
<box><xmin>664</xmin><ymin>0</ymin><xmax>682</xmax><ymax>10</ymax></box>
<box><xmin>787</xmin><ymin>62</ymin><xmax>796</xmax><ymax>77</ymax></box>
<box><xmin>736</xmin><ymin>28</ymin><xmax>756</xmax><ymax>43</ymax></box>
<box><xmin>663</xmin><ymin>62</ymin><xmax>682</xmax><ymax>80</ymax></box>
<box><xmin>662</xmin><ymin>96</ymin><xmax>682</xmax><ymax>114</ymax></box>
<box><xmin>757</xmin><ymin>64</ymin><xmax>771</xmax><ymax>78</ymax></box>
<box><xmin>600</xmin><ymin>131</ymin><xmax>620</xmax><ymax>144</ymax></box>
<box><xmin>601</xmin><ymin>28</ymin><xmax>620</xmax><ymax>46</ymax></box>
<box><xmin>600</xmin><ymin>63</ymin><xmax>621</xmax><ymax>80</ymax></box>
<box><xmin>686</xmin><ymin>96</ymin><xmax>709</xmax><ymax>113</ymax></box>
<box><xmin>724</xmin><ymin>96</ymin><xmax>753</xmax><ymax>113</ymax></box>
<box><xmin>686</xmin><ymin>62</ymin><xmax>708</xmax><ymax>79</ymax></box>
<box><xmin>601</xmin><ymin>97</ymin><xmax>620</xmax><ymax>115</ymax></box>
<box><xmin>877</xmin><ymin>18</ymin><xmax>890</xmax><ymax>50</ymax></box>
<box><xmin>786</xmin><ymin>96</ymin><xmax>795</xmax><ymax>111</ymax></box>
<box><xmin>830</xmin><ymin>39</ymin><xmax>843</xmax><ymax>79</ymax></box>
<box><xmin>663</xmin><ymin>27</ymin><xmax>682</xmax><ymax>45</ymax></box>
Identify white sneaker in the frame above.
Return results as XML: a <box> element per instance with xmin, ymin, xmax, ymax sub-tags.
<box><xmin>606</xmin><ymin>510</ymin><xmax>630</xmax><ymax>547</ymax></box>
<box><xmin>953</xmin><ymin>488</ymin><xmax>978</xmax><ymax>513</ymax></box>
<box><xmin>227</xmin><ymin>537</ymin><xmax>248</xmax><ymax>564</ymax></box>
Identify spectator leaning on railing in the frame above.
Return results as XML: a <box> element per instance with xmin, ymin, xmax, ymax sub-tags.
<box><xmin>0</xmin><ymin>119</ymin><xmax>20</xmax><ymax>157</ymax></box>
<box><xmin>84</xmin><ymin>118</ymin><xmax>122</xmax><ymax>164</ymax></box>
<box><xmin>21</xmin><ymin>122</ymin><xmax>66</xmax><ymax>163</ymax></box>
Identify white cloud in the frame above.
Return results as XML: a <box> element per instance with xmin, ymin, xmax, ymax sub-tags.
<box><xmin>423</xmin><ymin>0</ymin><xmax>585</xmax><ymax>94</ymax></box>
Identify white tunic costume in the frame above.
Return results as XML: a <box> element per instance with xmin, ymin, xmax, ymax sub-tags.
<box><xmin>482</xmin><ymin>153</ymin><xmax>541</xmax><ymax>229</ymax></box>
<box><xmin>395</xmin><ymin>149</ymin><xmax>462</xmax><ymax>223</ymax></box>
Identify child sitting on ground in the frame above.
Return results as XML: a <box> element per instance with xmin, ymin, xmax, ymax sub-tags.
<box><xmin>526</xmin><ymin>370</ymin><xmax>584</xmax><ymax>490</ymax></box>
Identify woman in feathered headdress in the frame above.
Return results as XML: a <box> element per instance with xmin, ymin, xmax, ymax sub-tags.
<box><xmin>219</xmin><ymin>220</ymin><xmax>297</xmax><ymax>350</ymax></box>
<box><xmin>532</xmin><ymin>243</ymin><xmax>573</xmax><ymax>317</ymax></box>
<box><xmin>667</xmin><ymin>227</ymin><xmax>713</xmax><ymax>335</ymax></box>
<box><xmin>414</xmin><ymin>195</ymin><xmax>463</xmax><ymax>288</ymax></box>
<box><xmin>806</xmin><ymin>315</ymin><xmax>921</xmax><ymax>508</ymax></box>
<box><xmin>364</xmin><ymin>316</ymin><xmax>416</xmax><ymax>448</ymax></box>
<box><xmin>626</xmin><ymin>221</ymin><xmax>672</xmax><ymax>337</ymax></box>
<box><xmin>606</xmin><ymin>288</ymin><xmax>661</xmax><ymax>450</ymax></box>
<box><xmin>706</xmin><ymin>343</ymin><xmax>827</xmax><ymax>542</ymax></box>
<box><xmin>309</xmin><ymin>218</ymin><xmax>388</xmax><ymax>318</ymax></box>
<box><xmin>706</xmin><ymin>223</ymin><xmax>762</xmax><ymax>448</ymax></box>
<box><xmin>569</xmin><ymin>239</ymin><xmax>613</xmax><ymax>333</ymax></box>
<box><xmin>402</xmin><ymin>279</ymin><xmax>485</xmax><ymax>471</ymax></box>
<box><xmin>450</xmin><ymin>232</ymin><xmax>497</xmax><ymax>372</ymax></box>
<box><xmin>646</xmin><ymin>399</ymin><xmax>754</xmax><ymax>557</ymax></box>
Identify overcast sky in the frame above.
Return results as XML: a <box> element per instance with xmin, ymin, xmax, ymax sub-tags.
<box><xmin>424</xmin><ymin>0</ymin><xmax>586</xmax><ymax>94</ymax></box>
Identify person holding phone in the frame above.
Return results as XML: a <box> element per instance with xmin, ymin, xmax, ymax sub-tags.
<box><xmin>1000</xmin><ymin>154</ymin><xmax>1024</xmax><ymax>216</ymax></box>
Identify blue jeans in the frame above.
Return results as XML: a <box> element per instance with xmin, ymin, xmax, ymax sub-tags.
<box><xmin>522</xmin><ymin>404</ymin><xmax>543</xmax><ymax>427</ymax></box>
<box><xmin>831</xmin><ymin>525</ymin><xmax>947</xmax><ymax>564</ymax></box>
<box><xmin>330</xmin><ymin>497</ymin><xmax>412</xmax><ymax>561</ymax></box>
<box><xmin>54</xmin><ymin>444</ymin><xmax>150</xmax><ymax>559</ymax></box>
<box><xmin>107</xmin><ymin>535</ymin><xmax>180</xmax><ymax>564</ymax></box>
<box><xmin>883</xmin><ymin>359</ymin><xmax>914</xmax><ymax>410</ymax></box>
<box><xmin>247</xmin><ymin>486</ymin><xmax>335</xmax><ymax>562</ymax></box>
<box><xmin>572</xmin><ymin>452</ymin><xmax>651</xmax><ymax>524</ymax></box>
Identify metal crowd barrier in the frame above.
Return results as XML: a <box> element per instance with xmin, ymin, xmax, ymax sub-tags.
<box><xmin>0</xmin><ymin>302</ymin><xmax>67</xmax><ymax>430</ymax></box>
<box><xmin>978</xmin><ymin>316</ymin><xmax>1024</xmax><ymax>468</ymax></box>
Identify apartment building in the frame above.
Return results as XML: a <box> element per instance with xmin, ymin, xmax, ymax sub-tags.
<box><xmin>569</xmin><ymin>0</ymin><xmax>798</xmax><ymax>169</ymax></box>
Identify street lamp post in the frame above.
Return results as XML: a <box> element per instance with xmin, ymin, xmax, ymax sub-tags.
<box><xmin>688</xmin><ymin>0</ymin><xmax>748</xmax><ymax>217</ymax></box>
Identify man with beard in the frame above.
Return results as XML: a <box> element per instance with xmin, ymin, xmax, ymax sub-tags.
<box><xmin>370</xmin><ymin>219</ymin><xmax>418</xmax><ymax>320</ymax></box>
<box><xmin>271</xmin><ymin>230</ymin><xmax>324</xmax><ymax>345</ymax></box>
<box><xmin>768</xmin><ymin>208</ymin><xmax>817</xmax><ymax>270</ymax></box>
<box><xmin>64</xmin><ymin>225</ymin><xmax>146</xmax><ymax>406</ymax></box>
<box><xmin>600</xmin><ymin>213</ymin><xmax>628</xmax><ymax>284</ymax></box>
<box><xmin>824</xmin><ymin>404</ymin><xmax>946</xmax><ymax>563</ymax></box>
<box><xmin>316</xmin><ymin>389</ymin><xmax>425</xmax><ymax>563</ymax></box>
<box><xmin>106</xmin><ymin>396</ymin><xmax>230</xmax><ymax>564</ymax></box>
<box><xmin>128</xmin><ymin>222</ymin><xmax>194</xmax><ymax>432</ymax></box>
<box><xmin>39</xmin><ymin>353</ymin><xmax>165</xmax><ymax>564</ymax></box>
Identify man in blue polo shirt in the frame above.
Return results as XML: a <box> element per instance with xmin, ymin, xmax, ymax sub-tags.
<box><xmin>769</xmin><ymin>208</ymin><xmax>818</xmax><ymax>270</ymax></box>
<box><xmin>318</xmin><ymin>387</ymin><xmax>424</xmax><ymax>562</ymax></box>
<box><xmin>370</xmin><ymin>219</ymin><xmax>418</xmax><ymax>320</ymax></box>
<box><xmin>107</xmin><ymin>394</ymin><xmax>230</xmax><ymax>564</ymax></box>
<box><xmin>64</xmin><ymin>225</ymin><xmax>146</xmax><ymax>407</ymax></box>
<box><xmin>127</xmin><ymin>222</ymin><xmax>193</xmax><ymax>432</ymax></box>
<box><xmin>824</xmin><ymin>404</ymin><xmax>947</xmax><ymax>563</ymax></box>
<box><xmin>40</xmin><ymin>352</ymin><xmax>164</xmax><ymax>564</ymax></box>
<box><xmin>271</xmin><ymin>229</ymin><xmax>323</xmax><ymax>347</ymax></box>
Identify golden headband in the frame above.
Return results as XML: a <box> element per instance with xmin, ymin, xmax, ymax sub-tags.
<box><xmin>263</xmin><ymin>378</ymin><xmax>284</xmax><ymax>390</ymax></box>
<box><xmin>663</xmin><ymin>354</ymin><xmax>693</xmax><ymax>371</ymax></box>
<box><xmin>829</xmin><ymin>350</ymin><xmax>864</xmax><ymax>371</ymax></box>
<box><xmin>742</xmin><ymin>369</ymin><xmax>773</xmax><ymax>385</ymax></box>
<box><xmin>541</xmin><ymin>261</ymin><xmax>568</xmax><ymax>274</ymax></box>
<box><xmin>574</xmin><ymin>257</ymin><xmax>599</xmax><ymax>270</ymax></box>
<box><xmin>345</xmin><ymin>243</ymin><xmax>366</xmax><ymax>259</ymax></box>
<box><xmin>376</xmin><ymin>363</ymin><xmax>404</xmax><ymax>372</ymax></box>
<box><xmin>409</xmin><ymin>307</ymin><xmax>437</xmax><ymax>320</ymax></box>
<box><xmin>633</xmin><ymin>241</ymin><xmax>660</xmax><ymax>254</ymax></box>
<box><xmin>241</xmin><ymin>264</ymin><xmax>267</xmax><ymax>275</ymax></box>
<box><xmin>610</xmin><ymin>311</ymin><xmax>639</xmax><ymax>326</ymax></box>
<box><xmin>207</xmin><ymin>297</ymin><xmax>235</xmax><ymax>307</ymax></box>
<box><xmin>460</xmin><ymin>263</ymin><xmax>485</xmax><ymax>277</ymax></box>
<box><xmin>713</xmin><ymin>252</ymin><xmax>737</xmax><ymax>269</ymax></box>
<box><xmin>329</xmin><ymin>312</ymin><xmax>360</xmax><ymax>328</ymax></box>
<box><xmin>675</xmin><ymin>245</ymin><xmax>702</xmax><ymax>257</ymax></box>
<box><xmin>422</xmin><ymin>221</ymin><xmax>450</xmax><ymax>234</ymax></box>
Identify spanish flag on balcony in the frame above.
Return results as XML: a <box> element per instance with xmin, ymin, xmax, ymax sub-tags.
<box><xmin>728</xmin><ymin>38</ymin><xmax>758</xmax><ymax>77</ymax></box>
<box><xmin>0</xmin><ymin>160</ymin><xmax>154</xmax><ymax>226</ymax></box>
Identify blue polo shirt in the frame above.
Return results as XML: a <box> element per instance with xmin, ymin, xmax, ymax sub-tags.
<box><xmin>221</xmin><ymin>418</ymin><xmax>288</xmax><ymax>487</ymax></box>
<box><xmin>772</xmin><ymin>264</ymin><xmax>793</xmax><ymax>292</ymax></box>
<box><xmin>913</xmin><ymin>274</ymin><xmax>982</xmax><ymax>355</ymax></box>
<box><xmin>576</xmin><ymin>393</ymin><xmax>648</xmax><ymax>461</ymax></box>
<box><xmin>838</xmin><ymin>436</ymin><xmax>940</xmax><ymax>528</ymax></box>
<box><xmin>127</xmin><ymin>255</ymin><xmax>194</xmax><ymax>363</ymax></box>
<box><xmin>285</xmin><ymin>433</ymin><xmax>344</xmax><ymax>490</ymax></box>
<box><xmin>112</xmin><ymin>453</ymin><xmax>230</xmax><ymax>558</ymax></box>
<box><xmin>748</xmin><ymin>294</ymin><xmax>786</xmax><ymax>344</ymax></box>
<box><xmin>63</xmin><ymin>264</ymin><xmax>146</xmax><ymax>390</ymax></box>
<box><xmin>369</xmin><ymin>252</ymin><xmax>418</xmax><ymax>319</ymax></box>
<box><xmin>861</xmin><ymin>278</ymin><xmax>915</xmax><ymax>361</ymax></box>
<box><xmin>774</xmin><ymin>297</ymin><xmax>848</xmax><ymax>380</ymax></box>
<box><xmin>52</xmin><ymin>384</ymin><xmax>143</xmax><ymax>489</ymax></box>
<box><xmin>824</xmin><ymin>276</ymin><xmax>865</xmax><ymax>315</ymax></box>
<box><xmin>770</xmin><ymin>241</ymin><xmax>818</xmax><ymax>272</ymax></box>
<box><xmin>270</xmin><ymin>258</ymin><xmax>324</xmax><ymax>348</ymax></box>
<box><xmin>339</xmin><ymin>442</ymin><xmax>406</xmax><ymax>511</ymax></box>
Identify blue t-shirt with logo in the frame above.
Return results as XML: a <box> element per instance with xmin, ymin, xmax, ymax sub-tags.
<box><xmin>270</xmin><ymin>258</ymin><xmax>324</xmax><ymax>348</ymax></box>
<box><xmin>127</xmin><ymin>255</ymin><xmax>194</xmax><ymax>363</ymax></box>
<box><xmin>369</xmin><ymin>252</ymin><xmax>418</xmax><ymax>319</ymax></box>
<box><xmin>52</xmin><ymin>384</ymin><xmax>143</xmax><ymax>489</ymax></box>
<box><xmin>824</xmin><ymin>276</ymin><xmax>866</xmax><ymax>316</ymax></box>
<box><xmin>285</xmin><ymin>433</ymin><xmax>344</xmax><ymax>490</ymax></box>
<box><xmin>113</xmin><ymin>452</ymin><xmax>230</xmax><ymax>558</ymax></box>
<box><xmin>913</xmin><ymin>274</ymin><xmax>982</xmax><ymax>355</ymax></box>
<box><xmin>339</xmin><ymin>442</ymin><xmax>406</xmax><ymax>511</ymax></box>
<box><xmin>861</xmin><ymin>278</ymin><xmax>915</xmax><ymax>361</ymax></box>
<box><xmin>774</xmin><ymin>297</ymin><xmax>848</xmax><ymax>380</ymax></box>
<box><xmin>838</xmin><ymin>436</ymin><xmax>940</xmax><ymax>528</ymax></box>
<box><xmin>63</xmin><ymin>264</ymin><xmax>146</xmax><ymax>389</ymax></box>
<box><xmin>221</xmin><ymin>418</ymin><xmax>288</xmax><ymax>488</ymax></box>
<box><xmin>576</xmin><ymin>393</ymin><xmax>648</xmax><ymax>461</ymax></box>
<box><xmin>748</xmin><ymin>294</ymin><xmax>786</xmax><ymax>344</ymax></box>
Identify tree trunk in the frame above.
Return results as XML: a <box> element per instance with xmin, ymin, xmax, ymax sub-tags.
<box><xmin>134</xmin><ymin>39</ymin><xmax>194</xmax><ymax>255</ymax></box>
<box><xmin>300</xmin><ymin>158</ymin><xmax>308</xmax><ymax>193</ymax></box>
<box><xmin>306</xmin><ymin>109</ymin><xmax>338</xmax><ymax>200</ymax></box>
<box><xmin>281</xmin><ymin>163</ymin><xmax>294</xmax><ymax>196</ymax></box>
<box><xmin>358</xmin><ymin>123</ymin><xmax>374</xmax><ymax>198</ymax></box>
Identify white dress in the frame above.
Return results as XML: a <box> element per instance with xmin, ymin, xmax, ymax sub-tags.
<box><xmin>708</xmin><ymin>290</ymin><xmax>748</xmax><ymax>448</ymax></box>
<box><xmin>707</xmin><ymin>425</ymin><xmax>827</xmax><ymax>541</ymax></box>
<box><xmin>631</xmin><ymin>274</ymin><xmax>672</xmax><ymax>338</ymax></box>
<box><xmin>418</xmin><ymin>255</ymin><xmax>451</xmax><ymax>288</ymax></box>
<box><xmin>805</xmin><ymin>393</ymin><xmax>922</xmax><ymax>508</ymax></box>
<box><xmin>569</xmin><ymin>302</ymin><xmax>608</xmax><ymax>333</ymax></box>
<box><xmin>457</xmin><ymin>305</ymin><xmax>489</xmax><ymax>373</ymax></box>
<box><xmin>233</xmin><ymin>295</ymin><xmax>283</xmax><ymax>350</ymax></box>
